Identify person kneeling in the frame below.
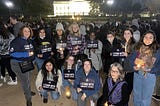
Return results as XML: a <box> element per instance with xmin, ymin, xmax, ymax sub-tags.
<box><xmin>74</xmin><ymin>59</ymin><xmax>101</xmax><ymax>106</ymax></box>
<box><xmin>97</xmin><ymin>62</ymin><xmax>129</xmax><ymax>106</ymax></box>
<box><xmin>35</xmin><ymin>58</ymin><xmax>62</xmax><ymax>103</ymax></box>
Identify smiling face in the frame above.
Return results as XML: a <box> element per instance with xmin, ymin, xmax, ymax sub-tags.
<box><xmin>45</xmin><ymin>62</ymin><xmax>53</xmax><ymax>72</ymax></box>
<box><xmin>107</xmin><ymin>34</ymin><xmax>114</xmax><ymax>43</ymax></box>
<box><xmin>110</xmin><ymin>66</ymin><xmax>120</xmax><ymax>81</ymax></box>
<box><xmin>90</xmin><ymin>32</ymin><xmax>96</xmax><ymax>40</ymax></box>
<box><xmin>57</xmin><ymin>29</ymin><xmax>63</xmax><ymax>36</ymax></box>
<box><xmin>66</xmin><ymin>56</ymin><xmax>74</xmax><ymax>66</ymax></box>
<box><xmin>72</xmin><ymin>24</ymin><xmax>79</xmax><ymax>33</ymax></box>
<box><xmin>39</xmin><ymin>29</ymin><xmax>46</xmax><ymax>37</ymax></box>
<box><xmin>143</xmin><ymin>33</ymin><xmax>154</xmax><ymax>46</ymax></box>
<box><xmin>124</xmin><ymin>30</ymin><xmax>132</xmax><ymax>41</ymax></box>
<box><xmin>83</xmin><ymin>61</ymin><xmax>91</xmax><ymax>74</ymax></box>
<box><xmin>23</xmin><ymin>27</ymin><xmax>31</xmax><ymax>39</ymax></box>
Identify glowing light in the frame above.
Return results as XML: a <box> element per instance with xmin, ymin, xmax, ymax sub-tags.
<box><xmin>53</xmin><ymin>0</ymin><xmax>90</xmax><ymax>16</ymax></box>
<box><xmin>5</xmin><ymin>1</ymin><xmax>13</xmax><ymax>8</ymax></box>
<box><xmin>107</xmin><ymin>0</ymin><xmax>114</xmax><ymax>5</ymax></box>
<box><xmin>65</xmin><ymin>87</ymin><xmax>71</xmax><ymax>99</ymax></box>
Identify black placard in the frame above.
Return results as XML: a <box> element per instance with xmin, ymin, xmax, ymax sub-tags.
<box><xmin>40</xmin><ymin>44</ymin><xmax>52</xmax><ymax>53</ymax></box>
<box><xmin>19</xmin><ymin>61</ymin><xmax>34</xmax><ymax>73</ymax></box>
<box><xmin>42</xmin><ymin>76</ymin><xmax>58</xmax><ymax>91</ymax></box>
<box><xmin>112</xmin><ymin>48</ymin><xmax>125</xmax><ymax>57</ymax></box>
<box><xmin>64</xmin><ymin>69</ymin><xmax>75</xmax><ymax>79</ymax></box>
<box><xmin>80</xmin><ymin>78</ymin><xmax>95</xmax><ymax>90</ymax></box>
<box><xmin>87</xmin><ymin>40</ymin><xmax>98</xmax><ymax>49</ymax></box>
<box><xmin>71</xmin><ymin>37</ymin><xmax>82</xmax><ymax>46</ymax></box>
<box><xmin>56</xmin><ymin>43</ymin><xmax>67</xmax><ymax>49</ymax></box>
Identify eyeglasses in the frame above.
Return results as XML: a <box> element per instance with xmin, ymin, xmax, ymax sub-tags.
<box><xmin>68</xmin><ymin>59</ymin><xmax>74</xmax><ymax>61</ymax></box>
<box><xmin>111</xmin><ymin>70</ymin><xmax>119</xmax><ymax>74</ymax></box>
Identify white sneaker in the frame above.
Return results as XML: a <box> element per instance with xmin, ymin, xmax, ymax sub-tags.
<box><xmin>3</xmin><ymin>77</ymin><xmax>6</xmax><ymax>83</ymax></box>
<box><xmin>0</xmin><ymin>83</ymin><xmax>3</xmax><ymax>87</ymax></box>
<box><xmin>90</xmin><ymin>100</ymin><xmax>95</xmax><ymax>106</ymax></box>
<box><xmin>7</xmin><ymin>80</ymin><xmax>17</xmax><ymax>85</ymax></box>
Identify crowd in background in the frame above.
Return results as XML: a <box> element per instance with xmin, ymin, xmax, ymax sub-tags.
<box><xmin>1</xmin><ymin>15</ymin><xmax>160</xmax><ymax>106</ymax></box>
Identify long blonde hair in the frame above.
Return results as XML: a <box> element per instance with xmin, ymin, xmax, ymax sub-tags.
<box><xmin>68</xmin><ymin>22</ymin><xmax>81</xmax><ymax>37</ymax></box>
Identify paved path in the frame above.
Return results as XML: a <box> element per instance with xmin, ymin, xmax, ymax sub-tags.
<box><xmin>0</xmin><ymin>69</ymin><xmax>159</xmax><ymax>106</ymax></box>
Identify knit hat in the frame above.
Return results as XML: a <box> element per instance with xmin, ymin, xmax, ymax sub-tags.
<box><xmin>56</xmin><ymin>23</ymin><xmax>64</xmax><ymax>31</ymax></box>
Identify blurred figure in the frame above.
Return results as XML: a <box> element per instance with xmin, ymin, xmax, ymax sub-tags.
<box><xmin>9</xmin><ymin>15</ymin><xmax>24</xmax><ymax>37</ymax></box>
<box><xmin>84</xmin><ymin>30</ymin><xmax>103</xmax><ymax>72</ymax></box>
<box><xmin>0</xmin><ymin>21</ymin><xmax>17</xmax><ymax>85</ymax></box>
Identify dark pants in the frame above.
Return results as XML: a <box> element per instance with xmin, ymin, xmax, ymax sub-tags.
<box><xmin>0</xmin><ymin>55</ymin><xmax>16</xmax><ymax>80</ymax></box>
<box><xmin>125</xmin><ymin>72</ymin><xmax>134</xmax><ymax>95</ymax></box>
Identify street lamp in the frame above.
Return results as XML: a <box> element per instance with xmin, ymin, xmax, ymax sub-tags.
<box><xmin>5</xmin><ymin>1</ymin><xmax>14</xmax><ymax>15</ymax></box>
<box><xmin>107</xmin><ymin>0</ymin><xmax>114</xmax><ymax>6</ymax></box>
<box><xmin>106</xmin><ymin>0</ymin><xmax>114</xmax><ymax>16</ymax></box>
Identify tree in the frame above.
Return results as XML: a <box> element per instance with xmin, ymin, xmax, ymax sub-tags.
<box><xmin>89</xmin><ymin>1</ymin><xmax>101</xmax><ymax>16</ymax></box>
<box><xmin>144</xmin><ymin>0</ymin><xmax>160</xmax><ymax>14</ymax></box>
<box><xmin>13</xmin><ymin>0</ymin><xmax>53</xmax><ymax>17</ymax></box>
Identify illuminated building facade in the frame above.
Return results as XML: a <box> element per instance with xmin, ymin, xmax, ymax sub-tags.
<box><xmin>53</xmin><ymin>0</ymin><xmax>91</xmax><ymax>16</ymax></box>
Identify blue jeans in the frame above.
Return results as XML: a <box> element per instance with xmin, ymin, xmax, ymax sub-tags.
<box><xmin>62</xmin><ymin>80</ymin><xmax>78</xmax><ymax>100</ymax></box>
<box><xmin>77</xmin><ymin>92</ymin><xmax>99</xmax><ymax>106</ymax></box>
<box><xmin>35</xmin><ymin>57</ymin><xmax>45</xmax><ymax>71</ymax></box>
<box><xmin>133</xmin><ymin>71</ymin><xmax>156</xmax><ymax>106</ymax></box>
<box><xmin>40</xmin><ymin>89</ymin><xmax>60</xmax><ymax>100</ymax></box>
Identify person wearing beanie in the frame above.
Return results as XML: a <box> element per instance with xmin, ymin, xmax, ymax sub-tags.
<box><xmin>56</xmin><ymin>23</ymin><xmax>64</xmax><ymax>31</ymax></box>
<box><xmin>54</xmin><ymin>23</ymin><xmax>68</xmax><ymax>69</ymax></box>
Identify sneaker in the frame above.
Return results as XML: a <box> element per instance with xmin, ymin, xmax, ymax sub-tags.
<box><xmin>152</xmin><ymin>95</ymin><xmax>160</xmax><ymax>101</ymax></box>
<box><xmin>3</xmin><ymin>77</ymin><xmax>6</xmax><ymax>83</ymax></box>
<box><xmin>31</xmin><ymin>91</ymin><xmax>36</xmax><ymax>96</ymax></box>
<box><xmin>7</xmin><ymin>80</ymin><xmax>17</xmax><ymax>85</ymax></box>
<box><xmin>43</xmin><ymin>98</ymin><xmax>48</xmax><ymax>103</ymax></box>
<box><xmin>0</xmin><ymin>83</ymin><xmax>3</xmax><ymax>87</ymax></box>
<box><xmin>26</xmin><ymin>101</ymin><xmax>32</xmax><ymax>106</ymax></box>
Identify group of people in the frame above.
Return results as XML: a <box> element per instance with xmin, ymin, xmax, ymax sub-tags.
<box><xmin>1</xmin><ymin>15</ymin><xmax>160</xmax><ymax>106</ymax></box>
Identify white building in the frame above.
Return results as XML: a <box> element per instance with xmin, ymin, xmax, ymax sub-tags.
<box><xmin>53</xmin><ymin>0</ymin><xmax>91</xmax><ymax>16</ymax></box>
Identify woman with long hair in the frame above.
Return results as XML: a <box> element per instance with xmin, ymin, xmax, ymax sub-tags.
<box><xmin>35</xmin><ymin>58</ymin><xmax>62</xmax><ymax>103</ymax></box>
<box><xmin>127</xmin><ymin>30</ymin><xmax>160</xmax><ymax>106</ymax></box>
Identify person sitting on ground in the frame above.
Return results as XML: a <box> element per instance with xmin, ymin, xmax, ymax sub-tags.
<box><xmin>61</xmin><ymin>55</ymin><xmax>78</xmax><ymax>100</ymax></box>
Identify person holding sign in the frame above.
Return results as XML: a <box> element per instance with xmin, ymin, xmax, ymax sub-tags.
<box><xmin>121</xmin><ymin>28</ymin><xmax>136</xmax><ymax>100</ymax></box>
<box><xmin>61</xmin><ymin>55</ymin><xmax>78</xmax><ymax>100</ymax></box>
<box><xmin>35</xmin><ymin>58</ymin><xmax>62</xmax><ymax>103</ymax></box>
<box><xmin>10</xmin><ymin>26</ymin><xmax>35</xmax><ymax>106</ymax></box>
<box><xmin>97</xmin><ymin>62</ymin><xmax>129</xmax><ymax>106</ymax></box>
<box><xmin>67</xmin><ymin>22</ymin><xmax>86</xmax><ymax>56</ymax></box>
<box><xmin>54</xmin><ymin>23</ymin><xmax>68</xmax><ymax>69</ymax></box>
<box><xmin>84</xmin><ymin>31</ymin><xmax>103</xmax><ymax>72</ymax></box>
<box><xmin>33</xmin><ymin>27</ymin><xmax>56</xmax><ymax>71</ymax></box>
<box><xmin>102</xmin><ymin>31</ymin><xmax>122</xmax><ymax>74</ymax></box>
<box><xmin>74</xmin><ymin>59</ymin><xmax>101</xmax><ymax>106</ymax></box>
